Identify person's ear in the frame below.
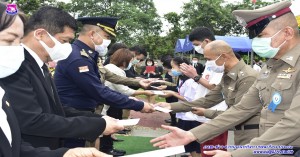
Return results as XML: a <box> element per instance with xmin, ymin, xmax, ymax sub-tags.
<box><xmin>284</xmin><ymin>26</ymin><xmax>295</xmax><ymax>40</ymax></box>
<box><xmin>34</xmin><ymin>29</ymin><xmax>46</xmax><ymax>40</ymax></box>
<box><xmin>88</xmin><ymin>31</ymin><xmax>95</xmax><ymax>39</ymax></box>
<box><xmin>221</xmin><ymin>53</ymin><xmax>228</xmax><ymax>62</ymax></box>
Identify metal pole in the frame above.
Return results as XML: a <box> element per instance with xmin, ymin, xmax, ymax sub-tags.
<box><xmin>250</xmin><ymin>50</ymin><xmax>254</xmax><ymax>67</ymax></box>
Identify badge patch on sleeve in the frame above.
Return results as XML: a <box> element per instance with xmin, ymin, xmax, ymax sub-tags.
<box><xmin>79</xmin><ymin>66</ymin><xmax>89</xmax><ymax>73</ymax></box>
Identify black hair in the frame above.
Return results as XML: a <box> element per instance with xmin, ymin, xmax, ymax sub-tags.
<box><xmin>160</xmin><ymin>54</ymin><xmax>172</xmax><ymax>63</ymax></box>
<box><xmin>129</xmin><ymin>45</ymin><xmax>147</xmax><ymax>57</ymax></box>
<box><xmin>189</xmin><ymin>26</ymin><xmax>215</xmax><ymax>42</ymax></box>
<box><xmin>24</xmin><ymin>6</ymin><xmax>77</xmax><ymax>36</ymax></box>
<box><xmin>145</xmin><ymin>58</ymin><xmax>154</xmax><ymax>66</ymax></box>
<box><xmin>107</xmin><ymin>43</ymin><xmax>128</xmax><ymax>57</ymax></box>
<box><xmin>172</xmin><ymin>57</ymin><xmax>190</xmax><ymax>81</ymax></box>
<box><xmin>162</xmin><ymin>58</ymin><xmax>172</xmax><ymax>69</ymax></box>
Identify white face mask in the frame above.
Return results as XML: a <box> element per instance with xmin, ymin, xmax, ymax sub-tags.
<box><xmin>35</xmin><ymin>31</ymin><xmax>72</xmax><ymax>61</ymax></box>
<box><xmin>194</xmin><ymin>43</ymin><xmax>204</xmax><ymax>54</ymax></box>
<box><xmin>192</xmin><ymin>60</ymin><xmax>198</xmax><ymax>64</ymax></box>
<box><xmin>206</xmin><ymin>54</ymin><xmax>225</xmax><ymax>73</ymax></box>
<box><xmin>92</xmin><ymin>32</ymin><xmax>111</xmax><ymax>57</ymax></box>
<box><xmin>0</xmin><ymin>46</ymin><xmax>24</xmax><ymax>78</ymax></box>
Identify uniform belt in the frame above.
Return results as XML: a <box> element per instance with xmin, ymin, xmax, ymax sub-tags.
<box><xmin>235</xmin><ymin>124</ymin><xmax>259</xmax><ymax>130</ymax></box>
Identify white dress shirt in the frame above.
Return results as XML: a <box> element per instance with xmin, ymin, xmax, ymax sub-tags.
<box><xmin>0</xmin><ymin>87</ymin><xmax>12</xmax><ymax>146</ymax></box>
<box><xmin>101</xmin><ymin>64</ymin><xmax>135</xmax><ymax>115</ymax></box>
<box><xmin>21</xmin><ymin>43</ymin><xmax>44</xmax><ymax>75</ymax></box>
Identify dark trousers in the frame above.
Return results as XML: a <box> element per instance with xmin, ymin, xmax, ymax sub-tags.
<box><xmin>63</xmin><ymin>108</ymin><xmax>95</xmax><ymax>148</ymax></box>
<box><xmin>100</xmin><ymin>106</ymin><xmax>122</xmax><ymax>150</ymax></box>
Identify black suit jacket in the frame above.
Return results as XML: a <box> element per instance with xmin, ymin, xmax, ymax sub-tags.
<box><xmin>193</xmin><ymin>63</ymin><xmax>205</xmax><ymax>75</ymax></box>
<box><xmin>0</xmin><ymin>49</ymin><xmax>106</xmax><ymax>149</ymax></box>
<box><xmin>0</xmin><ymin>94</ymin><xmax>68</xmax><ymax>157</ymax></box>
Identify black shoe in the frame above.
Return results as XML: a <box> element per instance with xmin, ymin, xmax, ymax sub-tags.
<box><xmin>116</xmin><ymin>130</ymin><xmax>127</xmax><ymax>134</ymax></box>
<box><xmin>164</xmin><ymin>119</ymin><xmax>172</xmax><ymax>123</ymax></box>
<box><xmin>124</xmin><ymin>128</ymin><xmax>131</xmax><ymax>131</ymax></box>
<box><xmin>117</xmin><ymin>129</ymin><xmax>131</xmax><ymax>134</ymax></box>
<box><xmin>113</xmin><ymin>149</ymin><xmax>126</xmax><ymax>154</ymax></box>
<box><xmin>101</xmin><ymin>149</ymin><xmax>126</xmax><ymax>156</ymax></box>
<box><xmin>112</xmin><ymin>138</ymin><xmax>124</xmax><ymax>142</ymax></box>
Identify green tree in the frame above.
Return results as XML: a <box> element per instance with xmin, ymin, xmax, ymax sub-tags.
<box><xmin>17</xmin><ymin>0</ymin><xmax>67</xmax><ymax>15</ymax></box>
<box><xmin>68</xmin><ymin>0</ymin><xmax>162</xmax><ymax>46</ymax></box>
<box><xmin>180</xmin><ymin>0</ymin><xmax>277</xmax><ymax>36</ymax></box>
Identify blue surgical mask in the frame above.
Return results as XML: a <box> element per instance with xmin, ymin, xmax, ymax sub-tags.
<box><xmin>171</xmin><ymin>69</ymin><xmax>182</xmax><ymax>76</ymax></box>
<box><xmin>252</xmin><ymin>29</ymin><xmax>286</xmax><ymax>58</ymax></box>
<box><xmin>125</xmin><ymin>62</ymin><xmax>132</xmax><ymax>70</ymax></box>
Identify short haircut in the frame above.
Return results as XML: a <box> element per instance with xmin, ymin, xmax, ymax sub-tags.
<box><xmin>189</xmin><ymin>27</ymin><xmax>215</xmax><ymax>42</ymax></box>
<box><xmin>145</xmin><ymin>58</ymin><xmax>154</xmax><ymax>66</ymax></box>
<box><xmin>129</xmin><ymin>45</ymin><xmax>147</xmax><ymax>57</ymax></box>
<box><xmin>24</xmin><ymin>6</ymin><xmax>77</xmax><ymax>36</ymax></box>
<box><xmin>162</xmin><ymin>58</ymin><xmax>172</xmax><ymax>69</ymax></box>
<box><xmin>160</xmin><ymin>54</ymin><xmax>172</xmax><ymax>63</ymax></box>
<box><xmin>172</xmin><ymin>57</ymin><xmax>191</xmax><ymax>66</ymax></box>
<box><xmin>107</xmin><ymin>43</ymin><xmax>128</xmax><ymax>57</ymax></box>
<box><xmin>172</xmin><ymin>57</ymin><xmax>190</xmax><ymax>81</ymax></box>
<box><xmin>110</xmin><ymin>48</ymin><xmax>133</xmax><ymax>68</ymax></box>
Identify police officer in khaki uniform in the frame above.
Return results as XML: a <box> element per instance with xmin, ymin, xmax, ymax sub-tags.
<box><xmin>156</xmin><ymin>40</ymin><xmax>259</xmax><ymax>145</ymax></box>
<box><xmin>152</xmin><ymin>1</ymin><xmax>300</xmax><ymax>157</ymax></box>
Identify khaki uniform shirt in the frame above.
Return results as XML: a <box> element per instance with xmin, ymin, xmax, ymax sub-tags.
<box><xmin>171</xmin><ymin>60</ymin><xmax>259</xmax><ymax>144</ymax></box>
<box><xmin>188</xmin><ymin>44</ymin><xmax>300</xmax><ymax>157</ymax></box>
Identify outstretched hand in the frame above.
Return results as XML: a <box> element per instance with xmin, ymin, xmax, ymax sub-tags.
<box><xmin>150</xmin><ymin>125</ymin><xmax>196</xmax><ymax>148</ymax></box>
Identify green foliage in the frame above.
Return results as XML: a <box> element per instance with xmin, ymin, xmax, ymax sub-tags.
<box><xmin>67</xmin><ymin>0</ymin><xmax>162</xmax><ymax>46</ymax></box>
<box><xmin>17</xmin><ymin>0</ymin><xmax>65</xmax><ymax>15</ymax></box>
<box><xmin>15</xmin><ymin>0</ymin><xmax>278</xmax><ymax>59</ymax></box>
<box><xmin>181</xmin><ymin>0</ymin><xmax>277</xmax><ymax>36</ymax></box>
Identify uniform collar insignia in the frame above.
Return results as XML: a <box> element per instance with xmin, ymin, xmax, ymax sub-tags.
<box><xmin>282</xmin><ymin>67</ymin><xmax>296</xmax><ymax>73</ymax></box>
<box><xmin>80</xmin><ymin>49</ymin><xmax>89</xmax><ymax>58</ymax></box>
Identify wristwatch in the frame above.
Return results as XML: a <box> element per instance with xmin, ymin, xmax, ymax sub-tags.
<box><xmin>193</xmin><ymin>75</ymin><xmax>202</xmax><ymax>82</ymax></box>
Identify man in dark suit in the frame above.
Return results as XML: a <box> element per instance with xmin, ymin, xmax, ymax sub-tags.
<box><xmin>125</xmin><ymin>45</ymin><xmax>147</xmax><ymax>89</ymax></box>
<box><xmin>0</xmin><ymin>3</ymin><xmax>111</xmax><ymax>156</ymax></box>
<box><xmin>191</xmin><ymin>57</ymin><xmax>205</xmax><ymax>75</ymax></box>
<box><xmin>0</xmin><ymin>6</ymin><xmax>124</xmax><ymax>150</ymax></box>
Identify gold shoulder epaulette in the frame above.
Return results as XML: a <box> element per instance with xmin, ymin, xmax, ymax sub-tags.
<box><xmin>80</xmin><ymin>49</ymin><xmax>89</xmax><ymax>58</ymax></box>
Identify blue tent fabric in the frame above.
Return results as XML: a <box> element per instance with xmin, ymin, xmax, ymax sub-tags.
<box><xmin>175</xmin><ymin>35</ymin><xmax>252</xmax><ymax>53</ymax></box>
<box><xmin>175</xmin><ymin>39</ymin><xmax>186</xmax><ymax>52</ymax></box>
<box><xmin>182</xmin><ymin>35</ymin><xmax>194</xmax><ymax>52</ymax></box>
<box><xmin>215</xmin><ymin>36</ymin><xmax>252</xmax><ymax>53</ymax></box>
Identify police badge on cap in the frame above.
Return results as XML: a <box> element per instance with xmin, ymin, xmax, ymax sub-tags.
<box><xmin>77</xmin><ymin>17</ymin><xmax>119</xmax><ymax>37</ymax></box>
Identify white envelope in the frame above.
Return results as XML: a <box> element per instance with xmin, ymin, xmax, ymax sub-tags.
<box><xmin>151</xmin><ymin>90</ymin><xmax>166</xmax><ymax>95</ymax></box>
<box><xmin>123</xmin><ymin>145</ymin><xmax>185</xmax><ymax>157</ymax></box>
<box><xmin>154</xmin><ymin>106</ymin><xmax>172</xmax><ymax>113</ymax></box>
<box><xmin>117</xmin><ymin>118</ymin><xmax>140</xmax><ymax>126</ymax></box>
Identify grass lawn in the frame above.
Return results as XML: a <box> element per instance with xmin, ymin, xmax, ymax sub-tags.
<box><xmin>136</xmin><ymin>93</ymin><xmax>166</xmax><ymax>103</ymax></box>
<box><xmin>114</xmin><ymin>135</ymin><xmax>159</xmax><ymax>155</ymax></box>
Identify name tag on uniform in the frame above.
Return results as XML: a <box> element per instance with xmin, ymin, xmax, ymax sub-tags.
<box><xmin>277</xmin><ymin>73</ymin><xmax>292</xmax><ymax>79</ymax></box>
<box><xmin>79</xmin><ymin>66</ymin><xmax>89</xmax><ymax>73</ymax></box>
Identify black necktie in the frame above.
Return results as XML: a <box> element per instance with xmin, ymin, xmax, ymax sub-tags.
<box><xmin>42</xmin><ymin>64</ymin><xmax>54</xmax><ymax>96</ymax></box>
